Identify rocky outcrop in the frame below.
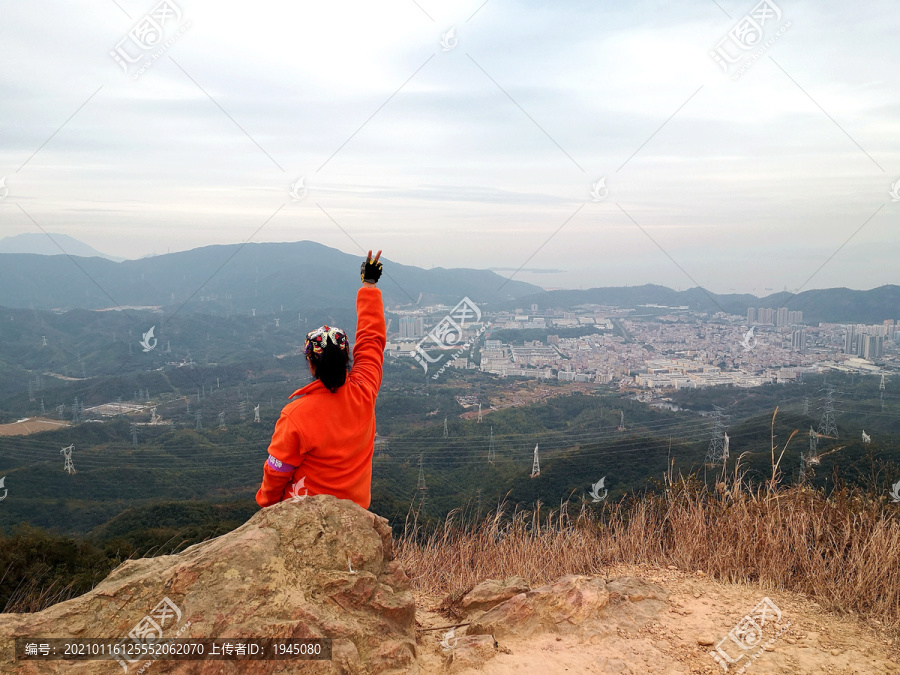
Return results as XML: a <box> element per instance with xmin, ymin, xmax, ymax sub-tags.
<box><xmin>466</xmin><ymin>575</ymin><xmax>612</xmax><ymax>639</ymax></box>
<box><xmin>436</xmin><ymin>575</ymin><xmax>668</xmax><ymax>672</ymax></box>
<box><xmin>458</xmin><ymin>577</ymin><xmax>529</xmax><ymax>614</ymax></box>
<box><xmin>0</xmin><ymin>495</ymin><xmax>417</xmax><ymax>674</ymax></box>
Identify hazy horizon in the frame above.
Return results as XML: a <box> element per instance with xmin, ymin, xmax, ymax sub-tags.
<box><xmin>4</xmin><ymin>231</ymin><xmax>900</xmax><ymax>300</ymax></box>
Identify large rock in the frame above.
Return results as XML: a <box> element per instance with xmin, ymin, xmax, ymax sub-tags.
<box><xmin>467</xmin><ymin>575</ymin><xmax>610</xmax><ymax>639</ymax></box>
<box><xmin>0</xmin><ymin>495</ymin><xmax>417</xmax><ymax>674</ymax></box>
<box><xmin>466</xmin><ymin>575</ymin><xmax>667</xmax><ymax>640</ymax></box>
<box><xmin>459</xmin><ymin>577</ymin><xmax>530</xmax><ymax>614</ymax></box>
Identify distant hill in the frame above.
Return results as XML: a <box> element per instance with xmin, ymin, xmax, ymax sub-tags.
<box><xmin>1</xmin><ymin>238</ymin><xmax>895</xmax><ymax>323</ymax></box>
<box><xmin>0</xmin><ymin>233</ymin><xmax>123</xmax><ymax>262</ymax></box>
<box><xmin>0</xmin><ymin>240</ymin><xmax>541</xmax><ymax>312</ymax></box>
<box><xmin>507</xmin><ymin>284</ymin><xmax>900</xmax><ymax>325</ymax></box>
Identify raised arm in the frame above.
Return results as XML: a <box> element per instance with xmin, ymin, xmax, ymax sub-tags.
<box><xmin>350</xmin><ymin>250</ymin><xmax>386</xmax><ymax>397</ymax></box>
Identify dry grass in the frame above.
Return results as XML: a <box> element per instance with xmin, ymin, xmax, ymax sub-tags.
<box><xmin>2</xmin><ymin>576</ymin><xmax>80</xmax><ymax>614</ymax></box>
<box><xmin>396</xmin><ymin>410</ymin><xmax>900</xmax><ymax>628</ymax></box>
<box><xmin>396</xmin><ymin>485</ymin><xmax>900</xmax><ymax>627</ymax></box>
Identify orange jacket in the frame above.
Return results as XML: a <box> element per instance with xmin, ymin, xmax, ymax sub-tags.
<box><xmin>256</xmin><ymin>286</ymin><xmax>386</xmax><ymax>509</ymax></box>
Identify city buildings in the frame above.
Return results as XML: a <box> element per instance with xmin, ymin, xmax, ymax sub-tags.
<box><xmin>398</xmin><ymin>316</ymin><xmax>425</xmax><ymax>339</ymax></box>
<box><xmin>387</xmin><ymin>304</ymin><xmax>895</xmax><ymax>390</ymax></box>
<box><xmin>844</xmin><ymin>323</ymin><xmax>892</xmax><ymax>359</ymax></box>
<box><xmin>748</xmin><ymin>307</ymin><xmax>802</xmax><ymax>326</ymax></box>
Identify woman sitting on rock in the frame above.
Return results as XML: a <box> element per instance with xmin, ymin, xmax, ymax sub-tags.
<box><xmin>256</xmin><ymin>250</ymin><xmax>385</xmax><ymax>510</ymax></box>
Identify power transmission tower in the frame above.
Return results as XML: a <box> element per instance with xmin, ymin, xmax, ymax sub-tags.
<box><xmin>417</xmin><ymin>454</ymin><xmax>427</xmax><ymax>508</ymax></box>
<box><xmin>218</xmin><ymin>411</ymin><xmax>226</xmax><ymax>429</ymax></box>
<box><xmin>817</xmin><ymin>387</ymin><xmax>838</xmax><ymax>438</ymax></box>
<box><xmin>40</xmin><ymin>399</ymin><xmax>45</xmax><ymax>416</ymax></box>
<box><xmin>880</xmin><ymin>374</ymin><xmax>886</xmax><ymax>391</ymax></box>
<box><xmin>723</xmin><ymin>432</ymin><xmax>730</xmax><ymax>462</ymax></box>
<box><xmin>254</xmin><ymin>404</ymin><xmax>261</xmax><ymax>423</ymax></box>
<box><xmin>131</xmin><ymin>424</ymin><xmax>138</xmax><ymax>446</ymax></box>
<box><xmin>60</xmin><ymin>445</ymin><xmax>76</xmax><ymax>475</ymax></box>
<box><xmin>618</xmin><ymin>412</ymin><xmax>625</xmax><ymax>431</ymax></box>
<box><xmin>195</xmin><ymin>411</ymin><xmax>202</xmax><ymax>430</ymax></box>
<box><xmin>531</xmin><ymin>443</ymin><xmax>540</xmax><ymax>478</ymax></box>
<box><xmin>417</xmin><ymin>454</ymin><xmax>426</xmax><ymax>491</ymax></box>
<box><xmin>704</xmin><ymin>406</ymin><xmax>728</xmax><ymax>465</ymax></box>
<box><xmin>57</xmin><ymin>404</ymin><xmax>65</xmax><ymax>420</ymax></box>
<box><xmin>487</xmin><ymin>426</ymin><xmax>495</xmax><ymax>465</ymax></box>
<box><xmin>802</xmin><ymin>427</ymin><xmax>820</xmax><ymax>483</ymax></box>
<box><xmin>477</xmin><ymin>404</ymin><xmax>482</xmax><ymax>423</ymax></box>
<box><xmin>443</xmin><ymin>417</ymin><xmax>449</xmax><ymax>438</ymax></box>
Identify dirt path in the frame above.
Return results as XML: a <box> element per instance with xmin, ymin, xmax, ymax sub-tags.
<box><xmin>414</xmin><ymin>564</ymin><xmax>899</xmax><ymax>675</ymax></box>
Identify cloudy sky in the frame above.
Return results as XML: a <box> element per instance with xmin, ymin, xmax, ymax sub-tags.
<box><xmin>0</xmin><ymin>0</ymin><xmax>897</xmax><ymax>295</ymax></box>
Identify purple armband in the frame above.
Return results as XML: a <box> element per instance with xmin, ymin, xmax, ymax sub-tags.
<box><xmin>266</xmin><ymin>454</ymin><xmax>295</xmax><ymax>473</ymax></box>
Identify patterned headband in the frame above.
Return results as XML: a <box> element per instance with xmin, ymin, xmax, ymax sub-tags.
<box><xmin>305</xmin><ymin>325</ymin><xmax>349</xmax><ymax>358</ymax></box>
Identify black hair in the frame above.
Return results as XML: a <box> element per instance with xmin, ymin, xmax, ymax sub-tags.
<box><xmin>309</xmin><ymin>341</ymin><xmax>350</xmax><ymax>392</ymax></box>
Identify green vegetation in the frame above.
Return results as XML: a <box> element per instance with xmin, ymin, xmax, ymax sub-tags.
<box><xmin>1</xmin><ymin>304</ymin><xmax>898</xmax><ymax>615</ymax></box>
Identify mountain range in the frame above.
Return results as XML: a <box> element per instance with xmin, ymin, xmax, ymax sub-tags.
<box><xmin>505</xmin><ymin>284</ymin><xmax>900</xmax><ymax>324</ymax></box>
<box><xmin>0</xmin><ymin>240</ymin><xmax>541</xmax><ymax>312</ymax></box>
<box><xmin>0</xmin><ymin>236</ymin><xmax>896</xmax><ymax>323</ymax></box>
<box><xmin>0</xmin><ymin>233</ymin><xmax>124</xmax><ymax>262</ymax></box>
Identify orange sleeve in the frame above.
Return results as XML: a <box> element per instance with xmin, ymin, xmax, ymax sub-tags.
<box><xmin>349</xmin><ymin>286</ymin><xmax>386</xmax><ymax>398</ymax></box>
<box><xmin>256</xmin><ymin>412</ymin><xmax>306</xmax><ymax>507</ymax></box>
<box><xmin>256</xmin><ymin>464</ymin><xmax>293</xmax><ymax>507</ymax></box>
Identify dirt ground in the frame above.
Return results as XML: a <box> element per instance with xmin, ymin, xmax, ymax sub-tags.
<box><xmin>0</xmin><ymin>417</ymin><xmax>70</xmax><ymax>436</ymax></box>
<box><xmin>414</xmin><ymin>563</ymin><xmax>900</xmax><ymax>675</ymax></box>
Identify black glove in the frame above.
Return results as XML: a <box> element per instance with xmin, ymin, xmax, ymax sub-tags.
<box><xmin>361</xmin><ymin>253</ymin><xmax>383</xmax><ymax>284</ymax></box>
